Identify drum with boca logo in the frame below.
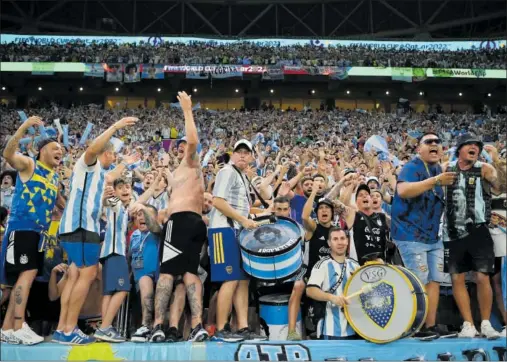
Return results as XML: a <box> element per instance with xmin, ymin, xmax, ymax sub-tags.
<box><xmin>343</xmin><ymin>262</ymin><xmax>428</xmax><ymax>344</ymax></box>
<box><xmin>239</xmin><ymin>215</ymin><xmax>303</xmax><ymax>283</ymax></box>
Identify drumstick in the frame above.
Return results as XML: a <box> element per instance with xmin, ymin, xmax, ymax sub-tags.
<box><xmin>346</xmin><ymin>282</ymin><xmax>378</xmax><ymax>301</ymax></box>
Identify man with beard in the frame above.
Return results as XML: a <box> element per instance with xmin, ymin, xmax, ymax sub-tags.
<box><xmin>442</xmin><ymin>134</ymin><xmax>505</xmax><ymax>339</ymax></box>
<box><xmin>391</xmin><ymin>132</ymin><xmax>455</xmax><ymax>340</ymax></box>
<box><xmin>150</xmin><ymin>92</ymin><xmax>209</xmax><ymax>343</ymax></box>
<box><xmin>306</xmin><ymin>227</ymin><xmax>360</xmax><ymax>339</ymax></box>
<box><xmin>1</xmin><ymin>117</ymin><xmax>62</xmax><ymax>345</ymax></box>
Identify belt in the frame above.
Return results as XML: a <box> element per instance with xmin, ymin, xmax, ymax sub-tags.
<box><xmin>491</xmin><ymin>198</ymin><xmax>506</xmax><ymax>210</ymax></box>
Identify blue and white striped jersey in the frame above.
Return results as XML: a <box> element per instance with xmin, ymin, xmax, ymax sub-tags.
<box><xmin>100</xmin><ymin>198</ymin><xmax>129</xmax><ymax>258</ymax></box>
<box><xmin>147</xmin><ymin>191</ymin><xmax>170</xmax><ymax>211</ymax></box>
<box><xmin>59</xmin><ymin>154</ymin><xmax>107</xmax><ymax>236</ymax></box>
<box><xmin>307</xmin><ymin>256</ymin><xmax>360</xmax><ymax>338</ymax></box>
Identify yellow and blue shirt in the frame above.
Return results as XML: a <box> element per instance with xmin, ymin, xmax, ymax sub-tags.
<box><xmin>8</xmin><ymin>160</ymin><xmax>59</xmax><ymax>232</ymax></box>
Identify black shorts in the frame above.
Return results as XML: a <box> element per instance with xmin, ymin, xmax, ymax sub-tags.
<box><xmin>4</xmin><ymin>230</ymin><xmax>44</xmax><ymax>282</ymax></box>
<box><xmin>447</xmin><ymin>224</ymin><xmax>495</xmax><ymax>274</ymax></box>
<box><xmin>160</xmin><ymin>212</ymin><xmax>207</xmax><ymax>277</ymax></box>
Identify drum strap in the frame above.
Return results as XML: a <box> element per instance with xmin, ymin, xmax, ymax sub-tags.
<box><xmin>231</xmin><ymin>165</ymin><xmax>270</xmax><ymax>209</ymax></box>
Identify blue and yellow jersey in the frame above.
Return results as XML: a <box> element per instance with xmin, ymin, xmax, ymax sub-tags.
<box><xmin>8</xmin><ymin>160</ymin><xmax>59</xmax><ymax>232</ymax></box>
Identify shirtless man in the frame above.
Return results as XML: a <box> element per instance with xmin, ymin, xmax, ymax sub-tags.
<box><xmin>149</xmin><ymin>91</ymin><xmax>208</xmax><ymax>342</ymax></box>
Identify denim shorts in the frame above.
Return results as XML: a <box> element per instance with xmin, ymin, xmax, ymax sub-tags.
<box><xmin>394</xmin><ymin>239</ymin><xmax>444</xmax><ymax>285</ymax></box>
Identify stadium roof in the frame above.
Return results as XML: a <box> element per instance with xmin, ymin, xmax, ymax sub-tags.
<box><xmin>1</xmin><ymin>0</ymin><xmax>505</xmax><ymax>39</ymax></box>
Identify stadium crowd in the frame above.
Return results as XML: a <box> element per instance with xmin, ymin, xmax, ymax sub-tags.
<box><xmin>1</xmin><ymin>41</ymin><xmax>506</xmax><ymax>69</ymax></box>
<box><xmin>0</xmin><ymin>98</ymin><xmax>506</xmax><ymax>346</ymax></box>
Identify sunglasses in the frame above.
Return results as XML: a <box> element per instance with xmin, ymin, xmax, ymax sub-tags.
<box><xmin>422</xmin><ymin>138</ymin><xmax>442</xmax><ymax>145</ymax></box>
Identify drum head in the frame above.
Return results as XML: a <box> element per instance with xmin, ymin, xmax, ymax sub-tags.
<box><xmin>344</xmin><ymin>264</ymin><xmax>419</xmax><ymax>344</ymax></box>
<box><xmin>239</xmin><ymin>216</ymin><xmax>301</xmax><ymax>255</ymax></box>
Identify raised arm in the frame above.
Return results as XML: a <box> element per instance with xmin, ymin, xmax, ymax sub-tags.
<box><xmin>302</xmin><ymin>185</ymin><xmax>318</xmax><ymax>234</ymax></box>
<box><xmin>3</xmin><ymin>116</ymin><xmax>41</xmax><ymax>175</ymax></box>
<box><xmin>83</xmin><ymin>117</ymin><xmax>138</xmax><ymax>166</ymax></box>
<box><xmin>177</xmin><ymin>91</ymin><xmax>199</xmax><ymax>167</ymax></box>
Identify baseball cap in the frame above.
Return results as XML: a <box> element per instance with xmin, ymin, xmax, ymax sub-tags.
<box><xmin>366</xmin><ymin>176</ymin><xmax>380</xmax><ymax>188</ymax></box>
<box><xmin>355</xmin><ymin>183</ymin><xmax>371</xmax><ymax>199</ymax></box>
<box><xmin>176</xmin><ymin>137</ymin><xmax>187</xmax><ymax>147</ymax></box>
<box><xmin>36</xmin><ymin>137</ymin><xmax>58</xmax><ymax>160</ymax></box>
<box><xmin>455</xmin><ymin>133</ymin><xmax>483</xmax><ymax>156</ymax></box>
<box><xmin>315</xmin><ymin>197</ymin><xmax>334</xmax><ymax>214</ymax></box>
<box><xmin>233</xmin><ymin>139</ymin><xmax>253</xmax><ymax>153</ymax></box>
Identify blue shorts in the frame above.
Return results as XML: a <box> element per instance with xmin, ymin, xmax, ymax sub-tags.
<box><xmin>101</xmin><ymin>254</ymin><xmax>131</xmax><ymax>295</ymax></box>
<box><xmin>60</xmin><ymin>241</ymin><xmax>100</xmax><ymax>268</ymax></box>
<box><xmin>60</xmin><ymin>229</ymin><xmax>101</xmax><ymax>268</ymax></box>
<box><xmin>394</xmin><ymin>240</ymin><xmax>444</xmax><ymax>285</ymax></box>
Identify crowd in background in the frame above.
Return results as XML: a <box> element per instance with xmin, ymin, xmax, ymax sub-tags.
<box><xmin>1</xmin><ymin>41</ymin><xmax>505</xmax><ymax>69</ymax></box>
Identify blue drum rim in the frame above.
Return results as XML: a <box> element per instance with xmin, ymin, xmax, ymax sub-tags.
<box><xmin>343</xmin><ymin>263</ymin><xmax>427</xmax><ymax>344</ymax></box>
<box><xmin>239</xmin><ymin>216</ymin><xmax>302</xmax><ymax>257</ymax></box>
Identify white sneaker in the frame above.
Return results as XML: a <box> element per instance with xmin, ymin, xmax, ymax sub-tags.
<box><xmin>480</xmin><ymin>320</ymin><xmax>500</xmax><ymax>340</ymax></box>
<box><xmin>1</xmin><ymin>329</ymin><xmax>21</xmax><ymax>344</ymax></box>
<box><xmin>13</xmin><ymin>323</ymin><xmax>44</xmax><ymax>345</ymax></box>
<box><xmin>500</xmin><ymin>327</ymin><xmax>506</xmax><ymax>337</ymax></box>
<box><xmin>458</xmin><ymin>321</ymin><xmax>478</xmax><ymax>338</ymax></box>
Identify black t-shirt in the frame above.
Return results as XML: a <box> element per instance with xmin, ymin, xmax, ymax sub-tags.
<box><xmin>352</xmin><ymin>212</ymin><xmax>388</xmax><ymax>265</ymax></box>
<box><xmin>307</xmin><ymin>223</ymin><xmax>331</xmax><ymax>271</ymax></box>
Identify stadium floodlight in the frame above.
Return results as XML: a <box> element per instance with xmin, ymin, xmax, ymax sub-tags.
<box><xmin>487</xmin><ymin>93</ymin><xmax>492</xmax><ymax>97</ymax></box>
<box><xmin>419</xmin><ymin>91</ymin><xmax>424</xmax><ymax>96</ymax></box>
<box><xmin>235</xmin><ymin>89</ymin><xmax>239</xmax><ymax>93</ymax></box>
<box><xmin>38</xmin><ymin>87</ymin><xmax>43</xmax><ymax>91</ymax></box>
<box><xmin>459</xmin><ymin>92</ymin><xmax>463</xmax><ymax>96</ymax></box>
<box><xmin>115</xmin><ymin>87</ymin><xmax>119</xmax><ymax>92</ymax></box>
<box><xmin>79</xmin><ymin>87</ymin><xmax>84</xmax><ymax>91</ymax></box>
<box><xmin>193</xmin><ymin>88</ymin><xmax>198</xmax><ymax>93</ymax></box>
<box><xmin>385</xmin><ymin>90</ymin><xmax>390</xmax><ymax>95</ymax></box>
<box><xmin>270</xmin><ymin>89</ymin><xmax>274</xmax><ymax>93</ymax></box>
<box><xmin>1</xmin><ymin>87</ymin><xmax>5</xmax><ymax>91</ymax></box>
<box><xmin>311</xmin><ymin>89</ymin><xmax>316</xmax><ymax>94</ymax></box>
<box><xmin>346</xmin><ymin>90</ymin><xmax>350</xmax><ymax>95</ymax></box>
<box><xmin>157</xmin><ymin>88</ymin><xmax>161</xmax><ymax>92</ymax></box>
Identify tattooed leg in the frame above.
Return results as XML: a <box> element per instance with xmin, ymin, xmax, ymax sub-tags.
<box><xmin>12</xmin><ymin>270</ymin><xmax>38</xmax><ymax>330</ymax></box>
<box><xmin>153</xmin><ymin>274</ymin><xmax>174</xmax><ymax>327</ymax></box>
<box><xmin>139</xmin><ymin>276</ymin><xmax>155</xmax><ymax>327</ymax></box>
<box><xmin>183</xmin><ymin>273</ymin><xmax>203</xmax><ymax>328</ymax></box>
<box><xmin>169</xmin><ymin>283</ymin><xmax>186</xmax><ymax>329</ymax></box>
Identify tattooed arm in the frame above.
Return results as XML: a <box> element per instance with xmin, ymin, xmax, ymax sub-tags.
<box><xmin>178</xmin><ymin>91</ymin><xmax>199</xmax><ymax>167</ymax></box>
<box><xmin>3</xmin><ymin>116</ymin><xmax>40</xmax><ymax>176</ymax></box>
<box><xmin>143</xmin><ymin>208</ymin><xmax>162</xmax><ymax>234</ymax></box>
<box><xmin>482</xmin><ymin>163</ymin><xmax>504</xmax><ymax>194</ymax></box>
<box><xmin>129</xmin><ymin>203</ymin><xmax>162</xmax><ymax>234</ymax></box>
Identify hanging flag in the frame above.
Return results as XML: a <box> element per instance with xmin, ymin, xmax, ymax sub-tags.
<box><xmin>53</xmin><ymin>119</ymin><xmax>64</xmax><ymax>135</ymax></box>
<box><xmin>17</xmin><ymin>110</ymin><xmax>35</xmax><ymax>135</ymax></box>
<box><xmin>62</xmin><ymin>125</ymin><xmax>69</xmax><ymax>148</ymax></box>
<box><xmin>110</xmin><ymin>137</ymin><xmax>124</xmax><ymax>153</ymax></box>
<box><xmin>79</xmin><ymin>123</ymin><xmax>94</xmax><ymax>146</ymax></box>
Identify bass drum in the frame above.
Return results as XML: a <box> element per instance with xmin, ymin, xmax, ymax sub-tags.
<box><xmin>239</xmin><ymin>215</ymin><xmax>303</xmax><ymax>283</ymax></box>
<box><xmin>344</xmin><ymin>263</ymin><xmax>428</xmax><ymax>344</ymax></box>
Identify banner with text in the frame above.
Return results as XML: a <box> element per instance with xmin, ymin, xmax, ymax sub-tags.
<box><xmin>31</xmin><ymin>63</ymin><xmax>55</xmax><ymax>75</ymax></box>
<box><xmin>2</xmin><ymin>34</ymin><xmax>505</xmax><ymax>51</ymax></box>
<box><xmin>1</xmin><ymin>340</ymin><xmax>505</xmax><ymax>361</ymax></box>
<box><xmin>392</xmin><ymin>67</ymin><xmax>413</xmax><ymax>82</ymax></box>
<box><xmin>2</xmin><ymin>63</ymin><xmax>506</xmax><ymax>80</ymax></box>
